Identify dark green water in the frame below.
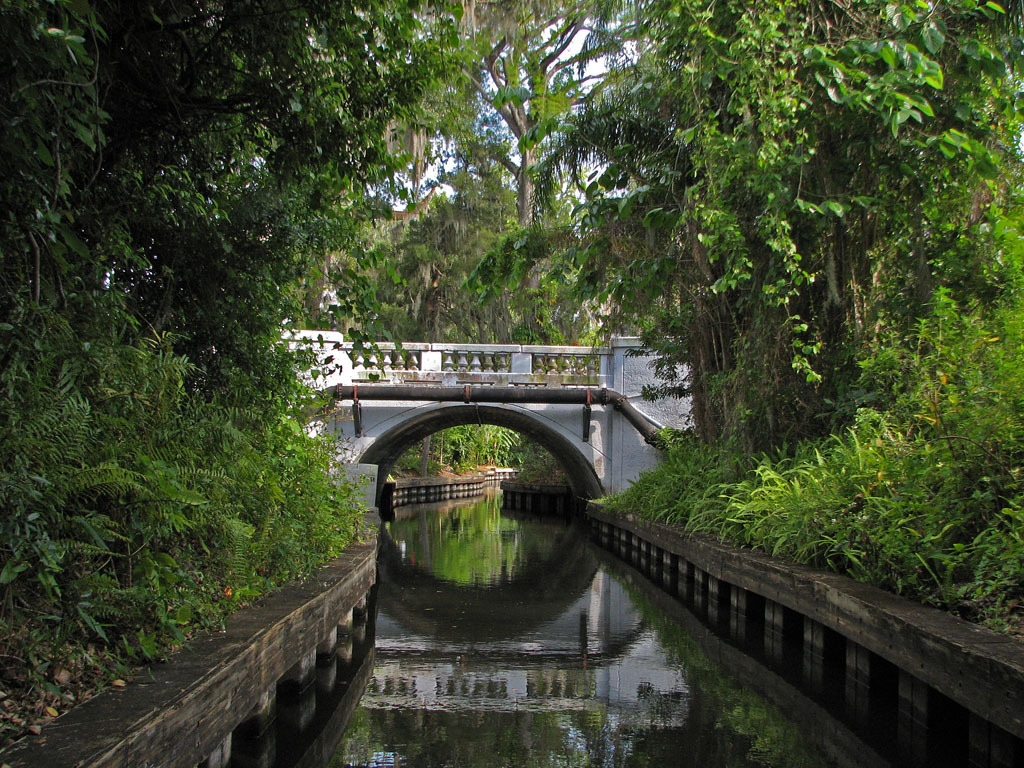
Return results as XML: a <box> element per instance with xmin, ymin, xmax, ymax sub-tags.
<box><xmin>324</xmin><ymin>492</ymin><xmax>879</xmax><ymax>768</ymax></box>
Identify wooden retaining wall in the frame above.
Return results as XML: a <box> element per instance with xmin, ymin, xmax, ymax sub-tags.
<box><xmin>583</xmin><ymin>503</ymin><xmax>1024</xmax><ymax>768</ymax></box>
<box><xmin>390</xmin><ymin>468</ymin><xmax>516</xmax><ymax>508</ymax></box>
<box><xmin>0</xmin><ymin>517</ymin><xmax>379</xmax><ymax>768</ymax></box>
<box><xmin>500</xmin><ymin>480</ymin><xmax>574</xmax><ymax>516</ymax></box>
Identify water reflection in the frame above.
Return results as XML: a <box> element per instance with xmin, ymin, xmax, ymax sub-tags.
<box><xmin>333</xmin><ymin>492</ymin><xmax>838</xmax><ymax>768</ymax></box>
<box><xmin>376</xmin><ymin>495</ymin><xmax>598</xmax><ymax>646</ymax></box>
<box><xmin>384</xmin><ymin>492</ymin><xmax>537</xmax><ymax>586</ymax></box>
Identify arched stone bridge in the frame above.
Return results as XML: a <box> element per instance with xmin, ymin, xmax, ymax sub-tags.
<box><xmin>292</xmin><ymin>332</ymin><xmax>690</xmax><ymax>503</ymax></box>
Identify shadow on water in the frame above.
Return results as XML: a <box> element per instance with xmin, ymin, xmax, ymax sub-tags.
<box><xmin>234</xmin><ymin>490</ymin><xmax>904</xmax><ymax>768</ymax></box>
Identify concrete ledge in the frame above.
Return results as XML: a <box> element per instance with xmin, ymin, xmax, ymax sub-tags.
<box><xmin>394</xmin><ymin>476</ymin><xmax>484</xmax><ymax>489</ymax></box>
<box><xmin>501</xmin><ymin>480</ymin><xmax>574</xmax><ymax>516</ymax></box>
<box><xmin>392</xmin><ymin>470</ymin><xmax>513</xmax><ymax>490</ymax></box>
<box><xmin>0</xmin><ymin>518</ymin><xmax>379</xmax><ymax>768</ymax></box>
<box><xmin>585</xmin><ymin>502</ymin><xmax>1024</xmax><ymax>741</ymax></box>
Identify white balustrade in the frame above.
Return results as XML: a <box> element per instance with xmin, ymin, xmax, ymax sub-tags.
<box><xmin>288</xmin><ymin>331</ymin><xmax>635</xmax><ymax>389</ymax></box>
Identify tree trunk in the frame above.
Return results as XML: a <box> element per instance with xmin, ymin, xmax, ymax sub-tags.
<box><xmin>518</xmin><ymin>146</ymin><xmax>540</xmax><ymax>290</ymax></box>
<box><xmin>517</xmin><ymin>147</ymin><xmax>537</xmax><ymax>228</ymax></box>
<box><xmin>418</xmin><ymin>434</ymin><xmax>432</xmax><ymax>477</ymax></box>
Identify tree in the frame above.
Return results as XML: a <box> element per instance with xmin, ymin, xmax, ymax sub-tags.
<box><xmin>460</xmin><ymin>0</ymin><xmax>637</xmax><ymax>226</ymax></box>
<box><xmin>2</xmin><ymin>0</ymin><xmax>446</xmax><ymax>378</ymax></box>
<box><xmin>363</xmin><ymin>164</ymin><xmax>594</xmax><ymax>344</ymax></box>
<box><xmin>538</xmin><ymin>0</ymin><xmax>1024</xmax><ymax>449</ymax></box>
<box><xmin>373</xmin><ymin>164</ymin><xmax>516</xmax><ymax>340</ymax></box>
<box><xmin>0</xmin><ymin>0</ymin><xmax>448</xmax><ymax>737</ymax></box>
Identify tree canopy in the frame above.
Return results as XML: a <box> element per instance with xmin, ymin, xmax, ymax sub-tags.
<box><xmin>3</xmin><ymin>0</ymin><xmax>1024</xmax><ymax>747</ymax></box>
<box><xmin>536</xmin><ymin>0</ymin><xmax>1024</xmax><ymax>448</ymax></box>
<box><xmin>0</xmin><ymin>0</ymin><xmax>448</xmax><ymax>743</ymax></box>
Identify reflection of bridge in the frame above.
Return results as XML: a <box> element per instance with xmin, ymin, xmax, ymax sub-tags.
<box><xmin>364</xmin><ymin>570</ymin><xmax>690</xmax><ymax>724</ymax></box>
<box><xmin>292</xmin><ymin>333</ymin><xmax>690</xmax><ymax>501</ymax></box>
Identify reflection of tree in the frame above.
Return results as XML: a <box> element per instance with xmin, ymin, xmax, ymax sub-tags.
<box><xmin>328</xmin><ymin>709</ymin><xmax>373</xmax><ymax>768</ymax></box>
<box><xmin>336</xmin><ymin>703</ymin><xmax>748</xmax><ymax>768</ymax></box>
<box><xmin>343</xmin><ymin>513</ymin><xmax>833</xmax><ymax>767</ymax></box>
<box><xmin>336</xmin><ymin>709</ymin><xmax>590</xmax><ymax>768</ymax></box>
<box><xmin>389</xmin><ymin>494</ymin><xmax>558</xmax><ymax>585</ymax></box>
<box><xmin>377</xmin><ymin>526</ymin><xmax>601</xmax><ymax>645</ymax></box>
<box><xmin>606</xmin><ymin>567</ymin><xmax>831</xmax><ymax>768</ymax></box>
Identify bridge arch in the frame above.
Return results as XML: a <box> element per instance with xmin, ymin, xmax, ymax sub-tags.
<box><xmin>306</xmin><ymin>337</ymin><xmax>689</xmax><ymax>500</ymax></box>
<box><xmin>355</xmin><ymin>403</ymin><xmax>604</xmax><ymax>501</ymax></box>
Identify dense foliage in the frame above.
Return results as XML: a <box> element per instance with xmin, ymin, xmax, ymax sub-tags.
<box><xmin>0</xmin><ymin>0</ymin><xmax>444</xmax><ymax>744</ymax></box>
<box><xmin>360</xmin><ymin>130</ymin><xmax>598</xmax><ymax>345</ymax></box>
<box><xmin>608</xmin><ymin>293</ymin><xmax>1024</xmax><ymax>636</ymax></box>
<box><xmin>393</xmin><ymin>425</ymin><xmax>566</xmax><ymax>483</ymax></box>
<box><xmin>540</xmin><ymin>0</ymin><xmax>1024</xmax><ymax>639</ymax></box>
<box><xmin>2</xmin><ymin>0</ymin><xmax>1023</xmax><ymax>749</ymax></box>
<box><xmin>536</xmin><ymin>0</ymin><xmax>1024</xmax><ymax>448</ymax></box>
<box><xmin>331</xmin><ymin>0</ymin><xmax>640</xmax><ymax>347</ymax></box>
<box><xmin>304</xmin><ymin>0</ymin><xmax>1024</xmax><ymax>646</ymax></box>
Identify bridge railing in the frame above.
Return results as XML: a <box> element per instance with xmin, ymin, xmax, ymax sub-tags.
<box><xmin>289</xmin><ymin>331</ymin><xmax>623</xmax><ymax>388</ymax></box>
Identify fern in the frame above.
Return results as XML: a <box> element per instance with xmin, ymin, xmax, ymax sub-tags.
<box><xmin>222</xmin><ymin>517</ymin><xmax>255</xmax><ymax>581</ymax></box>
<box><xmin>69</xmin><ymin>463</ymin><xmax>145</xmax><ymax>500</ymax></box>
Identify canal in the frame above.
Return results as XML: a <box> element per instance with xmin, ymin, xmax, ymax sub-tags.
<box><xmin>231</xmin><ymin>489</ymin><xmax>924</xmax><ymax>768</ymax></box>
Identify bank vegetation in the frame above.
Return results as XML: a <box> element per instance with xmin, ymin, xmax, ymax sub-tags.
<box><xmin>0</xmin><ymin>0</ymin><xmax>445</xmax><ymax>747</ymax></box>
<box><xmin>588</xmin><ymin>1</ymin><xmax>1024</xmax><ymax>640</ymax></box>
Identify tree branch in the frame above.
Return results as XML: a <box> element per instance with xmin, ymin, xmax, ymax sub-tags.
<box><xmin>495</xmin><ymin>154</ymin><xmax>520</xmax><ymax>176</ymax></box>
<box><xmin>392</xmin><ymin>185</ymin><xmax>439</xmax><ymax>221</ymax></box>
<box><xmin>484</xmin><ymin>36</ymin><xmax>508</xmax><ymax>88</ymax></box>
<box><xmin>539</xmin><ymin>18</ymin><xmax>583</xmax><ymax>72</ymax></box>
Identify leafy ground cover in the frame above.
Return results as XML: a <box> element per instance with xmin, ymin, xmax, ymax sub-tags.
<box><xmin>606</xmin><ymin>295</ymin><xmax>1024</xmax><ymax>640</ymax></box>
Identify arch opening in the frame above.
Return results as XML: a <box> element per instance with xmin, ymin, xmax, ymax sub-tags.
<box><xmin>356</xmin><ymin>404</ymin><xmax>604</xmax><ymax>504</ymax></box>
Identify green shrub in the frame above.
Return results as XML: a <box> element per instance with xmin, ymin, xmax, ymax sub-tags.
<box><xmin>609</xmin><ymin>295</ymin><xmax>1024</xmax><ymax>635</ymax></box>
<box><xmin>603</xmin><ymin>431</ymin><xmax>737</xmax><ymax>524</ymax></box>
<box><xmin>513</xmin><ymin>441</ymin><xmax>566</xmax><ymax>484</ymax></box>
<box><xmin>394</xmin><ymin>426</ymin><xmax>552</xmax><ymax>477</ymax></box>
<box><xmin>0</xmin><ymin>305</ymin><xmax>363</xmax><ymax>743</ymax></box>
